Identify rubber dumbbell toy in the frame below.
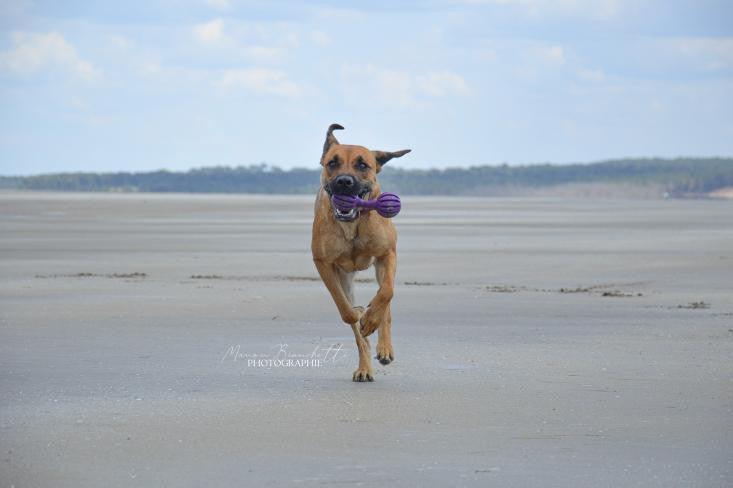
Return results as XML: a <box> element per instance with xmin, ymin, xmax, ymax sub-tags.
<box><xmin>331</xmin><ymin>192</ymin><xmax>401</xmax><ymax>218</ymax></box>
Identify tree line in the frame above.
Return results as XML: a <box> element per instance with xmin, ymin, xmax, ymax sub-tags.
<box><xmin>1</xmin><ymin>158</ymin><xmax>731</xmax><ymax>197</ymax></box>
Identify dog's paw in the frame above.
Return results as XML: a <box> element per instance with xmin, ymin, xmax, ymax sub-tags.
<box><xmin>342</xmin><ymin>306</ymin><xmax>365</xmax><ymax>325</ymax></box>
<box><xmin>359</xmin><ymin>308</ymin><xmax>381</xmax><ymax>337</ymax></box>
<box><xmin>375</xmin><ymin>344</ymin><xmax>394</xmax><ymax>365</ymax></box>
<box><xmin>352</xmin><ymin>367</ymin><xmax>374</xmax><ymax>382</ymax></box>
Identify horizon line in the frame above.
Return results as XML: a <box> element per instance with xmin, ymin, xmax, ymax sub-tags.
<box><xmin>2</xmin><ymin>155</ymin><xmax>732</xmax><ymax>178</ymax></box>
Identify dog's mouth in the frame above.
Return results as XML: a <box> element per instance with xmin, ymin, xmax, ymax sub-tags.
<box><xmin>334</xmin><ymin>206</ymin><xmax>359</xmax><ymax>221</ymax></box>
<box><xmin>331</xmin><ymin>187</ymin><xmax>371</xmax><ymax>222</ymax></box>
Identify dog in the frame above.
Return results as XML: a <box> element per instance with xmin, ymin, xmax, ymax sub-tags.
<box><xmin>311</xmin><ymin>124</ymin><xmax>411</xmax><ymax>382</ymax></box>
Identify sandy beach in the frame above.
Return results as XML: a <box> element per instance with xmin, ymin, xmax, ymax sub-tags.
<box><xmin>1</xmin><ymin>191</ymin><xmax>731</xmax><ymax>487</ymax></box>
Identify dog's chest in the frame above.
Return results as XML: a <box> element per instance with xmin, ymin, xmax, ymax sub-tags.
<box><xmin>333</xmin><ymin>234</ymin><xmax>375</xmax><ymax>272</ymax></box>
<box><xmin>336</xmin><ymin>253</ymin><xmax>374</xmax><ymax>272</ymax></box>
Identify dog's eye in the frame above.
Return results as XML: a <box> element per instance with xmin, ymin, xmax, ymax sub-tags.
<box><xmin>357</xmin><ymin>161</ymin><xmax>369</xmax><ymax>171</ymax></box>
<box><xmin>327</xmin><ymin>160</ymin><xmax>339</xmax><ymax>169</ymax></box>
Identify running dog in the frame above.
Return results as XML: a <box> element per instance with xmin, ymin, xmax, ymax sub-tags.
<box><xmin>311</xmin><ymin>124</ymin><xmax>410</xmax><ymax>382</ymax></box>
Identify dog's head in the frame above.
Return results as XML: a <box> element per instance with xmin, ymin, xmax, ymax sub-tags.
<box><xmin>320</xmin><ymin>124</ymin><xmax>410</xmax><ymax>222</ymax></box>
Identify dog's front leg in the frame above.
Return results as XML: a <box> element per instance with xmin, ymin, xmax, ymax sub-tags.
<box><xmin>361</xmin><ymin>251</ymin><xmax>396</xmax><ymax>351</ymax></box>
<box><xmin>313</xmin><ymin>259</ymin><xmax>364</xmax><ymax>324</ymax></box>
<box><xmin>313</xmin><ymin>259</ymin><xmax>373</xmax><ymax>381</ymax></box>
<box><xmin>348</xmin><ymin>322</ymin><xmax>373</xmax><ymax>382</ymax></box>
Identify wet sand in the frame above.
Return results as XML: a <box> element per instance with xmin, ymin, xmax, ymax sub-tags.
<box><xmin>1</xmin><ymin>191</ymin><xmax>732</xmax><ymax>487</ymax></box>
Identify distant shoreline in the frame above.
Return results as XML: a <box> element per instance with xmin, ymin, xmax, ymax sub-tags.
<box><xmin>2</xmin><ymin>187</ymin><xmax>731</xmax><ymax>200</ymax></box>
<box><xmin>1</xmin><ymin>158</ymin><xmax>731</xmax><ymax>199</ymax></box>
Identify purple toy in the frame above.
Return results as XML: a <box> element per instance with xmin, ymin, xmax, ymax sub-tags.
<box><xmin>332</xmin><ymin>192</ymin><xmax>401</xmax><ymax>218</ymax></box>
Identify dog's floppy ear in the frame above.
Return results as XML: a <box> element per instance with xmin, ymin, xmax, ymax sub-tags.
<box><xmin>373</xmin><ymin>149</ymin><xmax>411</xmax><ymax>167</ymax></box>
<box><xmin>322</xmin><ymin>123</ymin><xmax>344</xmax><ymax>160</ymax></box>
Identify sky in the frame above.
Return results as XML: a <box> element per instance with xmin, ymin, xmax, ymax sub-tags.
<box><xmin>1</xmin><ymin>0</ymin><xmax>732</xmax><ymax>175</ymax></box>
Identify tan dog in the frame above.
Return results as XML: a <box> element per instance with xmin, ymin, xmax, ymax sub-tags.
<box><xmin>311</xmin><ymin>124</ymin><xmax>411</xmax><ymax>382</ymax></box>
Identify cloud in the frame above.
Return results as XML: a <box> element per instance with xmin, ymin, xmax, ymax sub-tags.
<box><xmin>108</xmin><ymin>35</ymin><xmax>131</xmax><ymax>50</ymax></box>
<box><xmin>204</xmin><ymin>0</ymin><xmax>231</xmax><ymax>10</ymax></box>
<box><xmin>453</xmin><ymin>0</ymin><xmax>622</xmax><ymax>20</ymax></box>
<box><xmin>341</xmin><ymin>65</ymin><xmax>470</xmax><ymax>106</ymax></box>
<box><xmin>310</xmin><ymin>30</ymin><xmax>332</xmax><ymax>47</ymax></box>
<box><xmin>541</xmin><ymin>45</ymin><xmax>565</xmax><ymax>65</ymax></box>
<box><xmin>592</xmin><ymin>37</ymin><xmax>733</xmax><ymax>80</ymax></box>
<box><xmin>192</xmin><ymin>19</ymin><xmax>298</xmax><ymax>62</ymax></box>
<box><xmin>0</xmin><ymin>31</ymin><xmax>98</xmax><ymax>81</ymax></box>
<box><xmin>340</xmin><ymin>65</ymin><xmax>414</xmax><ymax>106</ymax></box>
<box><xmin>315</xmin><ymin>8</ymin><xmax>368</xmax><ymax>21</ymax></box>
<box><xmin>577</xmin><ymin>68</ymin><xmax>605</xmax><ymax>82</ymax></box>
<box><xmin>243</xmin><ymin>45</ymin><xmax>283</xmax><ymax>61</ymax></box>
<box><xmin>194</xmin><ymin>19</ymin><xmax>225</xmax><ymax>43</ymax></box>
<box><xmin>216</xmin><ymin>68</ymin><xmax>301</xmax><ymax>97</ymax></box>
<box><xmin>474</xmin><ymin>39</ymin><xmax>568</xmax><ymax>83</ymax></box>
<box><xmin>416</xmin><ymin>71</ymin><xmax>471</xmax><ymax>96</ymax></box>
<box><xmin>663</xmin><ymin>37</ymin><xmax>733</xmax><ymax>72</ymax></box>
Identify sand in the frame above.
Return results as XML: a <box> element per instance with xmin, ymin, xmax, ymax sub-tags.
<box><xmin>1</xmin><ymin>191</ymin><xmax>732</xmax><ymax>487</ymax></box>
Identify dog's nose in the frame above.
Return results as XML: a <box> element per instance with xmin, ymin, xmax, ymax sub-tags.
<box><xmin>333</xmin><ymin>175</ymin><xmax>357</xmax><ymax>194</ymax></box>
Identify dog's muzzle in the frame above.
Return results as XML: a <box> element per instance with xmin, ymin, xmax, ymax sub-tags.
<box><xmin>325</xmin><ymin>175</ymin><xmax>371</xmax><ymax>222</ymax></box>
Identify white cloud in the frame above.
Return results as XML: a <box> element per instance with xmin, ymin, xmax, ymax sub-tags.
<box><xmin>0</xmin><ymin>31</ymin><xmax>98</xmax><ymax>81</ymax></box>
<box><xmin>315</xmin><ymin>8</ymin><xmax>368</xmax><ymax>21</ymax></box>
<box><xmin>477</xmin><ymin>39</ymin><xmax>569</xmax><ymax>82</ymax></box>
<box><xmin>243</xmin><ymin>45</ymin><xmax>283</xmax><ymax>61</ymax></box>
<box><xmin>310</xmin><ymin>30</ymin><xmax>332</xmax><ymax>47</ymax></box>
<box><xmin>340</xmin><ymin>65</ymin><xmax>414</xmax><ymax>106</ymax></box>
<box><xmin>281</xmin><ymin>32</ymin><xmax>300</xmax><ymax>49</ymax></box>
<box><xmin>108</xmin><ymin>35</ymin><xmax>130</xmax><ymax>50</ymax></box>
<box><xmin>194</xmin><ymin>19</ymin><xmax>225</xmax><ymax>43</ymax></box>
<box><xmin>140</xmin><ymin>60</ymin><xmax>162</xmax><ymax>77</ymax></box>
<box><xmin>69</xmin><ymin>96</ymin><xmax>89</xmax><ymax>111</ymax></box>
<box><xmin>341</xmin><ymin>65</ymin><xmax>470</xmax><ymax>106</ymax></box>
<box><xmin>663</xmin><ymin>37</ymin><xmax>733</xmax><ymax>72</ymax></box>
<box><xmin>577</xmin><ymin>68</ymin><xmax>605</xmax><ymax>82</ymax></box>
<box><xmin>541</xmin><ymin>45</ymin><xmax>565</xmax><ymax>65</ymax></box>
<box><xmin>216</xmin><ymin>68</ymin><xmax>301</xmax><ymax>97</ymax></box>
<box><xmin>204</xmin><ymin>0</ymin><xmax>231</xmax><ymax>10</ymax></box>
<box><xmin>454</xmin><ymin>0</ymin><xmax>622</xmax><ymax>20</ymax></box>
<box><xmin>416</xmin><ymin>71</ymin><xmax>471</xmax><ymax>96</ymax></box>
<box><xmin>192</xmin><ymin>19</ymin><xmax>298</xmax><ymax>62</ymax></box>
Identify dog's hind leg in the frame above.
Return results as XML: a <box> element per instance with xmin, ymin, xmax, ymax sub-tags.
<box><xmin>363</xmin><ymin>252</ymin><xmax>395</xmax><ymax>365</ymax></box>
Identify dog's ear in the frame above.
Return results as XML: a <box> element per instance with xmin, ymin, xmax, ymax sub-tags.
<box><xmin>373</xmin><ymin>149</ymin><xmax>411</xmax><ymax>168</ymax></box>
<box><xmin>322</xmin><ymin>123</ymin><xmax>344</xmax><ymax>160</ymax></box>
